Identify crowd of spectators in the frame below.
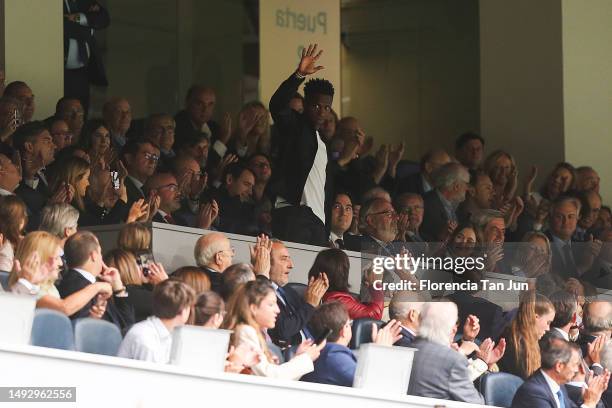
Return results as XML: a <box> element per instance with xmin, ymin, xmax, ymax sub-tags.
<box><xmin>1</xmin><ymin>38</ymin><xmax>611</xmax><ymax>407</ymax></box>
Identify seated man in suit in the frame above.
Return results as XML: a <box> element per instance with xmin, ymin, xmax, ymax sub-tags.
<box><xmin>143</xmin><ymin>113</ymin><xmax>176</xmax><ymax>169</ymax></box>
<box><xmin>58</xmin><ymin>230</ymin><xmax>134</xmax><ymax>333</ymax></box>
<box><xmin>577</xmin><ymin>300</ymin><xmax>612</xmax><ymax>366</ymax></box>
<box><xmin>103</xmin><ymin>97</ymin><xmax>132</xmax><ymax>150</ymax></box>
<box><xmin>546</xmin><ymin>196</ymin><xmax>582</xmax><ymax>281</ymax></box>
<box><xmin>394</xmin><ymin>192</ymin><xmax>427</xmax><ymax>244</ymax></box>
<box><xmin>143</xmin><ymin>172</ymin><xmax>184</xmax><ymax>225</ymax></box>
<box><xmin>13</xmin><ymin>122</ymin><xmax>57</xmax><ymax>229</ymax></box>
<box><xmin>213</xmin><ymin>163</ymin><xmax>257</xmax><ymax>235</ymax></box>
<box><xmin>121</xmin><ymin>138</ymin><xmax>160</xmax><ymax>207</ymax></box>
<box><xmin>388</xmin><ymin>291</ymin><xmax>423</xmax><ymax>347</ymax></box>
<box><xmin>511</xmin><ymin>338</ymin><xmax>609</xmax><ymax>408</ymax></box>
<box><xmin>395</xmin><ymin>149</ymin><xmax>451</xmax><ymax>197</ymax></box>
<box><xmin>541</xmin><ymin>290</ymin><xmax>580</xmax><ymax>343</ymax></box>
<box><xmin>54</xmin><ymin>97</ymin><xmax>84</xmax><ymax>142</ymax></box>
<box><xmin>118</xmin><ymin>279</ymin><xmax>195</xmax><ymax>363</ymax></box>
<box><xmin>455</xmin><ymin>132</ymin><xmax>485</xmax><ymax>172</ymax></box>
<box><xmin>300</xmin><ymin>301</ymin><xmax>401</xmax><ymax>387</ymax></box>
<box><xmin>407</xmin><ymin>301</ymin><xmax>485</xmax><ymax>404</ymax></box>
<box><xmin>328</xmin><ymin>192</ymin><xmax>353</xmax><ymax>249</ymax></box>
<box><xmin>420</xmin><ymin>162</ymin><xmax>470</xmax><ymax>242</ymax></box>
<box><xmin>456</xmin><ymin>170</ymin><xmax>494</xmax><ymax>225</ymax></box>
<box><xmin>0</xmin><ymin>150</ymin><xmax>21</xmax><ymax>197</ymax></box>
<box><xmin>267</xmin><ymin>240</ymin><xmax>328</xmax><ymax>348</ymax></box>
<box><xmin>193</xmin><ymin>232</ymin><xmax>234</xmax><ymax>294</ymax></box>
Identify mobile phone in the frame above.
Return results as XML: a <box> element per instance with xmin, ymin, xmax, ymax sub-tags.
<box><xmin>314</xmin><ymin>327</ymin><xmax>333</xmax><ymax>345</ymax></box>
<box><xmin>12</xmin><ymin>109</ymin><xmax>22</xmax><ymax>128</ymax></box>
<box><xmin>110</xmin><ymin>170</ymin><xmax>120</xmax><ymax>190</ymax></box>
<box><xmin>136</xmin><ymin>252</ymin><xmax>155</xmax><ymax>277</ymax></box>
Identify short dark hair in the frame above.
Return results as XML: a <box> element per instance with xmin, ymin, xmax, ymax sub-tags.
<box><xmin>193</xmin><ymin>291</ymin><xmax>225</xmax><ymax>325</ymax></box>
<box><xmin>309</xmin><ymin>302</ymin><xmax>349</xmax><ymax>343</ymax></box>
<box><xmin>308</xmin><ymin>248</ymin><xmax>350</xmax><ymax>292</ymax></box>
<box><xmin>64</xmin><ymin>230</ymin><xmax>99</xmax><ymax>268</ymax></box>
<box><xmin>79</xmin><ymin>119</ymin><xmax>107</xmax><ymax>151</ymax></box>
<box><xmin>55</xmin><ymin>96</ymin><xmax>81</xmax><ymax>114</ymax></box>
<box><xmin>224</xmin><ymin>162</ymin><xmax>254</xmax><ymax>183</ymax></box>
<box><xmin>455</xmin><ymin>132</ymin><xmax>484</xmax><ymax>150</ymax></box>
<box><xmin>12</xmin><ymin>121</ymin><xmax>48</xmax><ymax>153</ymax></box>
<box><xmin>121</xmin><ymin>137</ymin><xmax>159</xmax><ymax>159</ymax></box>
<box><xmin>549</xmin><ymin>291</ymin><xmax>577</xmax><ymax>328</ymax></box>
<box><xmin>303</xmin><ymin>78</ymin><xmax>334</xmax><ymax>101</ymax></box>
<box><xmin>540</xmin><ymin>338</ymin><xmax>574</xmax><ymax>370</ymax></box>
<box><xmin>3</xmin><ymin>81</ymin><xmax>29</xmax><ymax>97</ymax></box>
<box><xmin>152</xmin><ymin>279</ymin><xmax>196</xmax><ymax>319</ymax></box>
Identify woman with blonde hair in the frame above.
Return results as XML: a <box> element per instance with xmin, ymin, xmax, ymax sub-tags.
<box><xmin>497</xmin><ymin>291</ymin><xmax>555</xmax><ymax>379</ymax></box>
<box><xmin>9</xmin><ymin>231</ymin><xmax>112</xmax><ymax>317</ymax></box>
<box><xmin>104</xmin><ymin>248</ymin><xmax>168</xmax><ymax>322</ymax></box>
<box><xmin>49</xmin><ymin>156</ymin><xmax>90</xmax><ymax>212</ymax></box>
<box><xmin>0</xmin><ymin>196</ymin><xmax>28</xmax><ymax>272</ymax></box>
<box><xmin>117</xmin><ymin>222</ymin><xmax>151</xmax><ymax>255</ymax></box>
<box><xmin>171</xmin><ymin>266</ymin><xmax>211</xmax><ymax>296</ymax></box>
<box><xmin>484</xmin><ymin>150</ymin><xmax>518</xmax><ymax>208</ymax></box>
<box><xmin>222</xmin><ymin>279</ymin><xmax>323</xmax><ymax>379</ymax></box>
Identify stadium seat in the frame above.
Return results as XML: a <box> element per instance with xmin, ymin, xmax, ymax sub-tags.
<box><xmin>349</xmin><ymin>318</ymin><xmax>384</xmax><ymax>349</ymax></box>
<box><xmin>479</xmin><ymin>372</ymin><xmax>523</xmax><ymax>408</ymax></box>
<box><xmin>74</xmin><ymin>318</ymin><xmax>122</xmax><ymax>356</ymax></box>
<box><xmin>30</xmin><ymin>309</ymin><xmax>74</xmax><ymax>351</ymax></box>
<box><xmin>0</xmin><ymin>271</ymin><xmax>10</xmax><ymax>291</ymax></box>
<box><xmin>285</xmin><ymin>282</ymin><xmax>307</xmax><ymax>298</ymax></box>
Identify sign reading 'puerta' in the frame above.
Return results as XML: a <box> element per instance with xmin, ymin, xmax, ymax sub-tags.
<box><xmin>260</xmin><ymin>0</ymin><xmax>341</xmax><ymax>115</ymax></box>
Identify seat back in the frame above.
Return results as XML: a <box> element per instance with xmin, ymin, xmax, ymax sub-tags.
<box><xmin>31</xmin><ymin>308</ymin><xmax>75</xmax><ymax>350</ymax></box>
<box><xmin>285</xmin><ymin>282</ymin><xmax>307</xmax><ymax>299</ymax></box>
<box><xmin>350</xmin><ymin>318</ymin><xmax>384</xmax><ymax>349</ymax></box>
<box><xmin>480</xmin><ymin>372</ymin><xmax>524</xmax><ymax>408</ymax></box>
<box><xmin>74</xmin><ymin>318</ymin><xmax>122</xmax><ymax>356</ymax></box>
<box><xmin>0</xmin><ymin>271</ymin><xmax>10</xmax><ymax>291</ymax></box>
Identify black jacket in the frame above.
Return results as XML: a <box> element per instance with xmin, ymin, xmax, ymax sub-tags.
<box><xmin>268</xmin><ymin>283</ymin><xmax>316</xmax><ymax>349</ymax></box>
<box><xmin>421</xmin><ymin>190</ymin><xmax>452</xmax><ymax>242</ymax></box>
<box><xmin>268</xmin><ymin>73</ymin><xmax>336</xmax><ymax>212</ymax></box>
<box><xmin>57</xmin><ymin>268</ymin><xmax>134</xmax><ymax>334</ymax></box>
<box><xmin>63</xmin><ymin>0</ymin><xmax>109</xmax><ymax>86</ymax></box>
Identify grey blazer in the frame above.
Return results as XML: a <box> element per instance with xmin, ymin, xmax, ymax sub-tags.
<box><xmin>407</xmin><ymin>338</ymin><xmax>485</xmax><ymax>404</ymax></box>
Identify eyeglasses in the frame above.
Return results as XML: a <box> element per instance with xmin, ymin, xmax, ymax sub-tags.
<box><xmin>369</xmin><ymin>210</ymin><xmax>398</xmax><ymax>219</ymax></box>
<box><xmin>143</xmin><ymin>152</ymin><xmax>160</xmax><ymax>162</ymax></box>
<box><xmin>217</xmin><ymin>247</ymin><xmax>235</xmax><ymax>256</ymax></box>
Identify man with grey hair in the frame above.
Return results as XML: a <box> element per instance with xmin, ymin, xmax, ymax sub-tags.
<box><xmin>345</xmin><ymin>197</ymin><xmax>399</xmax><ymax>253</ymax></box>
<box><xmin>39</xmin><ymin>203</ymin><xmax>80</xmax><ymax>246</ymax></box>
<box><xmin>546</xmin><ymin>195</ymin><xmax>582</xmax><ymax>280</ymax></box>
<box><xmin>421</xmin><ymin>162</ymin><xmax>470</xmax><ymax>241</ymax></box>
<box><xmin>512</xmin><ymin>338</ymin><xmax>609</xmax><ymax>408</ymax></box>
<box><xmin>220</xmin><ymin>263</ymin><xmax>255</xmax><ymax>301</ymax></box>
<box><xmin>194</xmin><ymin>232</ymin><xmax>234</xmax><ymax>294</ymax></box>
<box><xmin>388</xmin><ymin>291</ymin><xmax>424</xmax><ymax>347</ymax></box>
<box><xmin>578</xmin><ymin>300</ymin><xmax>612</xmax><ymax>362</ymax></box>
<box><xmin>407</xmin><ymin>301</ymin><xmax>485</xmax><ymax>404</ymax></box>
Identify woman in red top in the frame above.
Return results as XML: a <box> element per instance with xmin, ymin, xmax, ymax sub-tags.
<box><xmin>308</xmin><ymin>248</ymin><xmax>383</xmax><ymax>320</ymax></box>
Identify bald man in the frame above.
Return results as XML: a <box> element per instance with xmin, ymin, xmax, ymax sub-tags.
<box><xmin>395</xmin><ymin>149</ymin><xmax>451</xmax><ymax>197</ymax></box>
<box><xmin>103</xmin><ymin>97</ymin><xmax>132</xmax><ymax>149</ymax></box>
<box><xmin>194</xmin><ymin>232</ymin><xmax>234</xmax><ymax>294</ymax></box>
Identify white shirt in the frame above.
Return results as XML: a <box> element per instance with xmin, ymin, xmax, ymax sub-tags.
<box><xmin>0</xmin><ymin>240</ymin><xmax>14</xmax><ymax>272</ymax></box>
<box><xmin>64</xmin><ymin>1</ymin><xmax>91</xmax><ymax>69</ymax></box>
<box><xmin>74</xmin><ymin>268</ymin><xmax>96</xmax><ymax>284</ymax></box>
<box><xmin>300</xmin><ymin>131</ymin><xmax>327</xmax><ymax>225</ymax></box>
<box><xmin>541</xmin><ymin>370</ymin><xmax>563</xmax><ymax>408</ymax></box>
<box><xmin>329</xmin><ymin>231</ymin><xmax>343</xmax><ymax>247</ymax></box>
<box><xmin>118</xmin><ymin>316</ymin><xmax>172</xmax><ymax>363</ymax></box>
<box><xmin>0</xmin><ymin>187</ymin><xmax>14</xmax><ymax>196</ymax></box>
<box><xmin>553</xmin><ymin>327</ymin><xmax>570</xmax><ymax>341</ymax></box>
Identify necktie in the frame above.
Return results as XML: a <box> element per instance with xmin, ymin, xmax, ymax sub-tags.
<box><xmin>335</xmin><ymin>239</ymin><xmax>344</xmax><ymax>249</ymax></box>
<box><xmin>556</xmin><ymin>390</ymin><xmax>565</xmax><ymax>408</ymax></box>
<box><xmin>276</xmin><ymin>287</ymin><xmax>313</xmax><ymax>340</ymax></box>
<box><xmin>563</xmin><ymin>244</ymin><xmax>575</xmax><ymax>269</ymax></box>
<box><xmin>164</xmin><ymin>214</ymin><xmax>175</xmax><ymax>224</ymax></box>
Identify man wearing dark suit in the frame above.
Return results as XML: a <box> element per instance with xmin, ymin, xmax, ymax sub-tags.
<box><xmin>57</xmin><ymin>231</ymin><xmax>134</xmax><ymax>334</ymax></box>
<box><xmin>212</xmin><ymin>163</ymin><xmax>258</xmax><ymax>236</ymax></box>
<box><xmin>394</xmin><ymin>149</ymin><xmax>450</xmax><ymax>197</ymax></box>
<box><xmin>388</xmin><ymin>293</ymin><xmax>422</xmax><ymax>347</ymax></box>
<box><xmin>267</xmin><ymin>241</ymin><xmax>327</xmax><ymax>348</ymax></box>
<box><xmin>584</xmin><ymin>229</ymin><xmax>612</xmax><ymax>289</ymax></box>
<box><xmin>193</xmin><ymin>232</ymin><xmax>234</xmax><ymax>294</ymax></box>
<box><xmin>511</xmin><ymin>339</ymin><xmax>607</xmax><ymax>408</ymax></box>
<box><xmin>143</xmin><ymin>172</ymin><xmax>188</xmax><ymax>226</ymax></box>
<box><xmin>63</xmin><ymin>0</ymin><xmax>110</xmax><ymax>114</ymax></box>
<box><xmin>546</xmin><ymin>196</ymin><xmax>585</xmax><ymax>281</ymax></box>
<box><xmin>13</xmin><ymin>122</ymin><xmax>56</xmax><ymax>230</ymax></box>
<box><xmin>269</xmin><ymin>44</ymin><xmax>337</xmax><ymax>247</ymax></box>
<box><xmin>121</xmin><ymin>138</ymin><xmax>160</xmax><ymax>208</ymax></box>
<box><xmin>327</xmin><ymin>192</ymin><xmax>353</xmax><ymax>249</ymax></box>
<box><xmin>420</xmin><ymin>162</ymin><xmax>470</xmax><ymax>242</ymax></box>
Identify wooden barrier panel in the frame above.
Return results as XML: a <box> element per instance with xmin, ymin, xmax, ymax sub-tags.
<box><xmin>0</xmin><ymin>343</ymin><xmax>493</xmax><ymax>408</ymax></box>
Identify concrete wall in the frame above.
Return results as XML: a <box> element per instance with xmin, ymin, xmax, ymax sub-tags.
<box><xmin>479</xmin><ymin>0</ymin><xmax>565</xmax><ymax>189</ymax></box>
<box><xmin>562</xmin><ymin>0</ymin><xmax>612</xmax><ymax>202</ymax></box>
<box><xmin>0</xmin><ymin>0</ymin><xmax>63</xmax><ymax>119</ymax></box>
<box><xmin>341</xmin><ymin>0</ymin><xmax>480</xmax><ymax>159</ymax></box>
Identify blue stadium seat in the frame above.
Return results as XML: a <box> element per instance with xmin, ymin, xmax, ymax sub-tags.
<box><xmin>30</xmin><ymin>309</ymin><xmax>74</xmax><ymax>351</ymax></box>
<box><xmin>349</xmin><ymin>318</ymin><xmax>384</xmax><ymax>349</ymax></box>
<box><xmin>74</xmin><ymin>318</ymin><xmax>122</xmax><ymax>356</ymax></box>
<box><xmin>479</xmin><ymin>372</ymin><xmax>523</xmax><ymax>408</ymax></box>
<box><xmin>0</xmin><ymin>271</ymin><xmax>9</xmax><ymax>291</ymax></box>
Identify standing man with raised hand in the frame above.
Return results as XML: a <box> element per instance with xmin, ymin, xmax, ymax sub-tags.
<box><xmin>269</xmin><ymin>44</ymin><xmax>336</xmax><ymax>246</ymax></box>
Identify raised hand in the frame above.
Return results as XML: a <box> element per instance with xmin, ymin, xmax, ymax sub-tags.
<box><xmin>304</xmin><ymin>273</ymin><xmax>329</xmax><ymax>307</ymax></box>
<box><xmin>88</xmin><ymin>296</ymin><xmax>107</xmax><ymax>319</ymax></box>
<box><xmin>197</xmin><ymin>200</ymin><xmax>219</xmax><ymax>229</ymax></box>
<box><xmin>126</xmin><ymin>199</ymin><xmax>149</xmax><ymax>223</ymax></box>
<box><xmin>238</xmin><ymin>109</ymin><xmax>262</xmax><ymax>140</ymax></box>
<box><xmin>147</xmin><ymin>262</ymin><xmax>169</xmax><ymax>285</ymax></box>
<box><xmin>583</xmin><ymin>369</ymin><xmax>610</xmax><ymax>408</ymax></box>
<box><xmin>523</xmin><ymin>165</ymin><xmax>538</xmax><ymax>196</ymax></box>
<box><xmin>373</xmin><ymin>319</ymin><xmax>403</xmax><ymax>346</ymax></box>
<box><xmin>219</xmin><ymin>112</ymin><xmax>232</xmax><ymax>145</ymax></box>
<box><xmin>297</xmin><ymin>44</ymin><xmax>324</xmax><ymax>76</ymax></box>
<box><xmin>387</xmin><ymin>143</ymin><xmax>405</xmax><ymax>178</ymax></box>
<box><xmin>13</xmin><ymin>251</ymin><xmax>46</xmax><ymax>285</ymax></box>
<box><xmin>462</xmin><ymin>315</ymin><xmax>480</xmax><ymax>342</ymax></box>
